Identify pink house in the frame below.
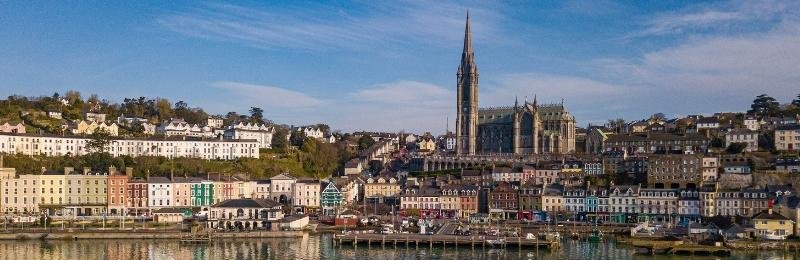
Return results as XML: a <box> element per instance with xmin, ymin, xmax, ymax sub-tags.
<box><xmin>0</xmin><ymin>123</ymin><xmax>25</xmax><ymax>133</ymax></box>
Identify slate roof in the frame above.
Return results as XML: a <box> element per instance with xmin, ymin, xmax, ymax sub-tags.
<box><xmin>212</xmin><ymin>198</ymin><xmax>282</xmax><ymax>208</ymax></box>
<box><xmin>752</xmin><ymin>209</ymin><xmax>790</xmax><ymax>221</ymax></box>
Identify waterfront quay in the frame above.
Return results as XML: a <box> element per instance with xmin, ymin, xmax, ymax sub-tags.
<box><xmin>333</xmin><ymin>233</ymin><xmax>559</xmax><ymax>249</ymax></box>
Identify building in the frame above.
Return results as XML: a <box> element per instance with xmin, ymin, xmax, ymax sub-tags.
<box><xmin>455</xmin><ymin>14</ymin><xmax>576</xmax><ymax>155</ymax></box>
<box><xmin>489</xmin><ymin>182</ymin><xmax>518</xmax><ymax>220</ymax></box>
<box><xmin>269</xmin><ymin>173</ymin><xmax>296</xmax><ymax>204</ymax></box>
<box><xmin>743</xmin><ymin>116</ymin><xmax>761</xmax><ymax>131</ymax></box>
<box><xmin>224</xmin><ymin>122</ymin><xmax>274</xmax><ymax>149</ymax></box>
<box><xmin>127</xmin><ymin>177</ymin><xmax>148</xmax><ymax>215</ymax></box>
<box><xmin>724</xmin><ymin>129</ymin><xmax>758</xmax><ymax>152</ymax></box>
<box><xmin>0</xmin><ymin>133</ymin><xmax>260</xmax><ymax>159</ymax></box>
<box><xmin>701</xmin><ymin>157</ymin><xmax>719</xmax><ymax>182</ymax></box>
<box><xmin>343</xmin><ymin>159</ymin><xmax>363</xmax><ymax>176</ymax></box>
<box><xmin>107</xmin><ymin>167</ymin><xmax>131</xmax><ymax>215</ymax></box>
<box><xmin>753</xmin><ymin>209</ymin><xmax>795</xmax><ymax>239</ymax></box>
<box><xmin>400</xmin><ymin>188</ymin><xmax>442</xmax><ymax>219</ymax></box>
<box><xmin>206</xmin><ymin>198</ymin><xmax>284</xmax><ymax>230</ymax></box>
<box><xmin>207</xmin><ymin>117</ymin><xmax>224</xmax><ymax>129</ymax></box>
<box><xmin>364</xmin><ymin>175</ymin><xmax>400</xmax><ymax>204</ymax></box>
<box><xmin>585</xmin><ymin>127</ymin><xmax>613</xmax><ymax>154</ymax></box>
<box><xmin>191</xmin><ymin>179</ymin><xmax>215</xmax><ymax>207</ymax></box>
<box><xmin>156</xmin><ymin>119</ymin><xmax>215</xmax><ymax>138</ymax></box>
<box><xmin>148</xmin><ymin>177</ymin><xmax>174</xmax><ymax>209</ymax></box>
<box><xmin>775</xmin><ymin>125</ymin><xmax>800</xmax><ymax>151</ymax></box>
<box><xmin>776</xmin><ymin>157</ymin><xmax>800</xmax><ymax>173</ymax></box>
<box><xmin>647</xmin><ymin>154</ymin><xmax>701</xmax><ymax>189</ymax></box>
<box><xmin>292</xmin><ymin>179</ymin><xmax>321</xmax><ymax>212</ymax></box>
<box><xmin>293</xmin><ymin>126</ymin><xmax>324</xmax><ymax>139</ymax></box>
<box><xmin>604</xmin><ymin>133</ymin><xmax>709</xmax><ymax>155</ymax></box>
<box><xmin>320</xmin><ymin>181</ymin><xmax>343</xmax><ymax>216</ymax></box>
<box><xmin>608</xmin><ymin>185</ymin><xmax>639</xmax><ymax>223</ymax></box>
<box><xmin>696</xmin><ymin>117</ymin><xmax>720</xmax><ymax>129</ymax></box>
<box><xmin>0</xmin><ymin>123</ymin><xmax>25</xmax><ymax>134</ymax></box>
<box><xmin>71</xmin><ymin>121</ymin><xmax>120</xmax><ymax>136</ymax></box>
<box><xmin>636</xmin><ymin>188</ymin><xmax>678</xmax><ymax>223</ymax></box>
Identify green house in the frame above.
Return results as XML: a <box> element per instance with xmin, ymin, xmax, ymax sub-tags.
<box><xmin>191</xmin><ymin>180</ymin><xmax>215</xmax><ymax>208</ymax></box>
<box><xmin>320</xmin><ymin>181</ymin><xmax>344</xmax><ymax>216</ymax></box>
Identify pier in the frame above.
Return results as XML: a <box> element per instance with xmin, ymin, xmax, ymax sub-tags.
<box><xmin>629</xmin><ymin>240</ymin><xmax>731</xmax><ymax>256</ymax></box>
<box><xmin>333</xmin><ymin>233</ymin><xmax>559</xmax><ymax>250</ymax></box>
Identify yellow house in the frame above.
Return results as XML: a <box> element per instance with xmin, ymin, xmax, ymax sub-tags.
<box><xmin>365</xmin><ymin>176</ymin><xmax>400</xmax><ymax>203</ymax></box>
<box><xmin>72</xmin><ymin>120</ymin><xmax>119</xmax><ymax>136</ymax></box>
<box><xmin>418</xmin><ymin>138</ymin><xmax>437</xmax><ymax>153</ymax></box>
<box><xmin>753</xmin><ymin>208</ymin><xmax>795</xmax><ymax>239</ymax></box>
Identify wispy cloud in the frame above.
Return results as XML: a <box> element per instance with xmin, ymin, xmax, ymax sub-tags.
<box><xmin>157</xmin><ymin>2</ymin><xmax>506</xmax><ymax>51</ymax></box>
<box><xmin>630</xmin><ymin>0</ymin><xmax>797</xmax><ymax>38</ymax></box>
<box><xmin>214</xmin><ymin>81</ymin><xmax>323</xmax><ymax>108</ymax></box>
<box><xmin>352</xmin><ymin>80</ymin><xmax>451</xmax><ymax>105</ymax></box>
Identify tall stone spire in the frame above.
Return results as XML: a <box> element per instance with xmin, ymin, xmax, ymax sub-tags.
<box><xmin>456</xmin><ymin>11</ymin><xmax>479</xmax><ymax>155</ymax></box>
<box><xmin>458</xmin><ymin>11</ymin><xmax>477</xmax><ymax>75</ymax></box>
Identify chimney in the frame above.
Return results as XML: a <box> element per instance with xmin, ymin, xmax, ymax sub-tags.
<box><xmin>125</xmin><ymin>167</ymin><xmax>133</xmax><ymax>178</ymax></box>
<box><xmin>64</xmin><ymin>167</ymin><xmax>74</xmax><ymax>175</ymax></box>
<box><xmin>108</xmin><ymin>165</ymin><xmax>117</xmax><ymax>175</ymax></box>
<box><xmin>83</xmin><ymin>167</ymin><xmax>91</xmax><ymax>175</ymax></box>
<box><xmin>40</xmin><ymin>166</ymin><xmax>46</xmax><ymax>174</ymax></box>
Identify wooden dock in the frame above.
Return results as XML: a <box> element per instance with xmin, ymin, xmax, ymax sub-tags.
<box><xmin>630</xmin><ymin>240</ymin><xmax>730</xmax><ymax>256</ymax></box>
<box><xmin>180</xmin><ymin>233</ymin><xmax>211</xmax><ymax>243</ymax></box>
<box><xmin>333</xmin><ymin>233</ymin><xmax>559</xmax><ymax>250</ymax></box>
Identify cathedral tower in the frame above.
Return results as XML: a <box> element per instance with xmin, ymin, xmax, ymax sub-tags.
<box><xmin>456</xmin><ymin>12</ymin><xmax>478</xmax><ymax>155</ymax></box>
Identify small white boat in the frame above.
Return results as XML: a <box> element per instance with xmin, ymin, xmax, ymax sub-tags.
<box><xmin>486</xmin><ymin>239</ymin><xmax>506</xmax><ymax>246</ymax></box>
<box><xmin>762</xmin><ymin>232</ymin><xmax>787</xmax><ymax>240</ymax></box>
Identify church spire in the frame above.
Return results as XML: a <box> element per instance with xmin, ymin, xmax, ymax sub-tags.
<box><xmin>464</xmin><ymin>11</ymin><xmax>473</xmax><ymax>54</ymax></box>
<box><xmin>458</xmin><ymin>11</ymin><xmax>476</xmax><ymax>75</ymax></box>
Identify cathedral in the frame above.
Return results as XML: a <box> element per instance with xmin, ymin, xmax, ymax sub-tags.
<box><xmin>455</xmin><ymin>13</ymin><xmax>576</xmax><ymax>155</ymax></box>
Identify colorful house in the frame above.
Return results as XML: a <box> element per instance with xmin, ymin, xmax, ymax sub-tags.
<box><xmin>320</xmin><ymin>181</ymin><xmax>343</xmax><ymax>216</ymax></box>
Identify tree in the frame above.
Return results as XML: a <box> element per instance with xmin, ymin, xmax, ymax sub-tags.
<box><xmin>290</xmin><ymin>131</ymin><xmax>307</xmax><ymax>147</ymax></box>
<box><xmin>748</xmin><ymin>94</ymin><xmax>780</xmax><ymax>117</ymax></box>
<box><xmin>606</xmin><ymin>118</ymin><xmax>626</xmax><ymax>133</ymax></box>
<box><xmin>649</xmin><ymin>113</ymin><xmax>666</xmax><ymax>122</ymax></box>
<box><xmin>249</xmin><ymin>107</ymin><xmax>264</xmax><ymax>124</ymax></box>
<box><xmin>357</xmin><ymin>135</ymin><xmax>376</xmax><ymax>150</ymax></box>
<box><xmin>272</xmin><ymin>127</ymin><xmax>289</xmax><ymax>151</ymax></box>
<box><xmin>85</xmin><ymin>128</ymin><xmax>113</xmax><ymax>153</ymax></box>
<box><xmin>726</xmin><ymin>142</ymin><xmax>748</xmax><ymax>154</ymax></box>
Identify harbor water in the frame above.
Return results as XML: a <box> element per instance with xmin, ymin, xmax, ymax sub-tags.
<box><xmin>0</xmin><ymin>233</ymin><xmax>795</xmax><ymax>259</ymax></box>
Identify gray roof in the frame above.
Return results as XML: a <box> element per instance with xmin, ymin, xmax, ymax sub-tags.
<box><xmin>212</xmin><ymin>198</ymin><xmax>282</xmax><ymax>208</ymax></box>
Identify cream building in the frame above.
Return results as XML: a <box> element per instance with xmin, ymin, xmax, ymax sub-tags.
<box><xmin>72</xmin><ymin>121</ymin><xmax>119</xmax><ymax>136</ymax></box>
<box><xmin>0</xmin><ymin>133</ymin><xmax>260</xmax><ymax>159</ymax></box>
<box><xmin>775</xmin><ymin>125</ymin><xmax>800</xmax><ymax>151</ymax></box>
<box><xmin>365</xmin><ymin>175</ymin><xmax>400</xmax><ymax>203</ymax></box>
<box><xmin>293</xmin><ymin>179</ymin><xmax>320</xmax><ymax>210</ymax></box>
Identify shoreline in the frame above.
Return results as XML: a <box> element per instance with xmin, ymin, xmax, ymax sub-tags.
<box><xmin>0</xmin><ymin>230</ymin><xmax>305</xmax><ymax>240</ymax></box>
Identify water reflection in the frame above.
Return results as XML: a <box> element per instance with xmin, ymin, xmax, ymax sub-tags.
<box><xmin>0</xmin><ymin>234</ymin><xmax>796</xmax><ymax>259</ymax></box>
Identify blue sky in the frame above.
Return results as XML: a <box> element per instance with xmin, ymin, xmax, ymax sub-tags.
<box><xmin>1</xmin><ymin>1</ymin><xmax>799</xmax><ymax>133</ymax></box>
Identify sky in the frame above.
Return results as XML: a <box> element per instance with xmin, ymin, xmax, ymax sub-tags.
<box><xmin>1</xmin><ymin>0</ymin><xmax>799</xmax><ymax>134</ymax></box>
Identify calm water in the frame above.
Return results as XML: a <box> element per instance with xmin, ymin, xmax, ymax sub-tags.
<box><xmin>0</xmin><ymin>234</ymin><xmax>795</xmax><ymax>259</ymax></box>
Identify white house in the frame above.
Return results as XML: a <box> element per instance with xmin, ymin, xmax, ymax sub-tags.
<box><xmin>293</xmin><ymin>126</ymin><xmax>324</xmax><ymax>139</ymax></box>
<box><xmin>156</xmin><ymin>119</ymin><xmax>215</xmax><ymax>138</ymax></box>
<box><xmin>292</xmin><ymin>179</ymin><xmax>321</xmax><ymax>211</ymax></box>
<box><xmin>0</xmin><ymin>133</ymin><xmax>260</xmax><ymax>159</ymax></box>
<box><xmin>269</xmin><ymin>173</ymin><xmax>297</xmax><ymax>204</ymax></box>
<box><xmin>696</xmin><ymin>117</ymin><xmax>720</xmax><ymax>129</ymax></box>
<box><xmin>743</xmin><ymin>116</ymin><xmax>761</xmax><ymax>131</ymax></box>
<box><xmin>148</xmin><ymin>177</ymin><xmax>174</xmax><ymax>209</ymax></box>
<box><xmin>224</xmin><ymin>122</ymin><xmax>274</xmax><ymax>149</ymax></box>
<box><xmin>725</xmin><ymin>129</ymin><xmax>759</xmax><ymax>152</ymax></box>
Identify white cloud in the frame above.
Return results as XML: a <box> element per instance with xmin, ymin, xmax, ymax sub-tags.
<box><xmin>352</xmin><ymin>80</ymin><xmax>451</xmax><ymax>105</ymax></box>
<box><xmin>481</xmin><ymin>73</ymin><xmax>625</xmax><ymax>106</ymax></box>
<box><xmin>157</xmin><ymin>2</ymin><xmax>506</xmax><ymax>51</ymax></box>
<box><xmin>214</xmin><ymin>81</ymin><xmax>323</xmax><ymax>108</ymax></box>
